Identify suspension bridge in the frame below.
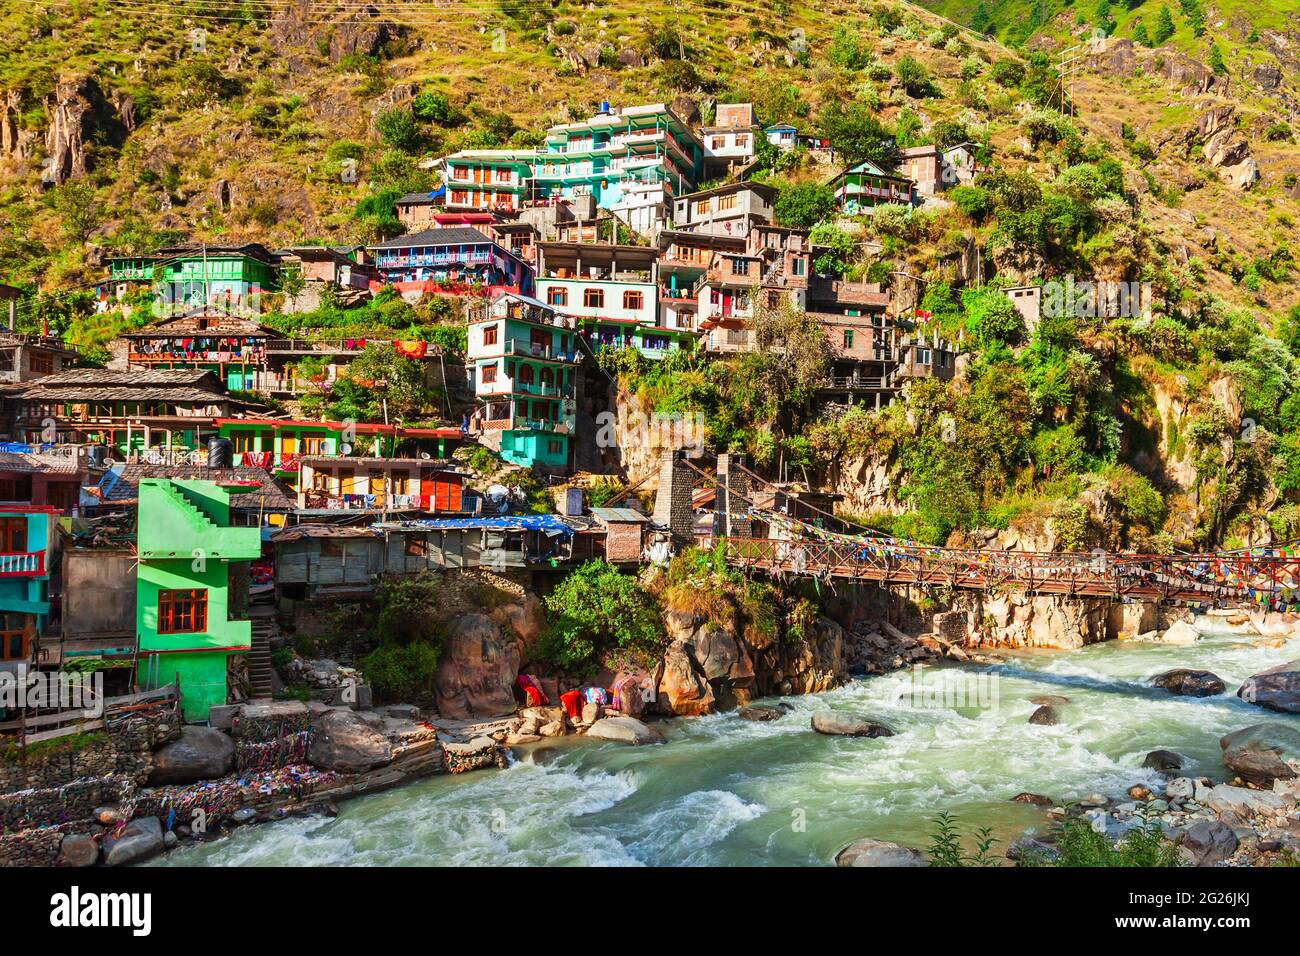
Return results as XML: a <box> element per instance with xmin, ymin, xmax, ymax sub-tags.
<box><xmin>655</xmin><ymin>453</ymin><xmax>1300</xmax><ymax>610</ymax></box>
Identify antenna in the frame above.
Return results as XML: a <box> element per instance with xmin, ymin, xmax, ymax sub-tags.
<box><xmin>1056</xmin><ymin>42</ymin><xmax>1087</xmax><ymax>117</ymax></box>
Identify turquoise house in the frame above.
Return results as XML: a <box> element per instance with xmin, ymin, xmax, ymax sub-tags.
<box><xmin>0</xmin><ymin>505</ymin><xmax>57</xmax><ymax>665</ymax></box>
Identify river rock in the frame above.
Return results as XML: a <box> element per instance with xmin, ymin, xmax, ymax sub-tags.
<box><xmin>1158</xmin><ymin>620</ymin><xmax>1200</xmax><ymax>645</ymax></box>
<box><xmin>435</xmin><ymin>612</ymin><xmax>520</xmax><ymax>719</ymax></box>
<box><xmin>308</xmin><ymin>709</ymin><xmax>392</xmax><ymax>772</ymax></box>
<box><xmin>58</xmin><ymin>833</ymin><xmax>99</xmax><ymax>867</ymax></box>
<box><xmin>1151</xmin><ymin>669</ymin><xmax>1226</xmax><ymax>697</ymax></box>
<box><xmin>1006</xmin><ymin>837</ymin><xmax>1058</xmax><ymax>863</ymax></box>
<box><xmin>102</xmin><ymin>816</ymin><xmax>164</xmax><ymax>867</ymax></box>
<box><xmin>580</xmin><ymin>702</ymin><xmax>603</xmax><ymax>725</ymax></box>
<box><xmin>811</xmin><ymin>711</ymin><xmax>894</xmax><ymax>737</ymax></box>
<box><xmin>1028</xmin><ymin>705</ymin><xmax>1058</xmax><ymax>726</ymax></box>
<box><xmin>835</xmin><ymin>838</ymin><xmax>928</xmax><ymax>867</ymax></box>
<box><xmin>1201</xmin><ymin>783</ymin><xmax>1288</xmax><ymax>822</ymax></box>
<box><xmin>1237</xmin><ymin>660</ymin><xmax>1300</xmax><ymax>714</ymax></box>
<box><xmin>738</xmin><ymin>705</ymin><xmax>786</xmax><ymax>721</ymax></box>
<box><xmin>585</xmin><ymin>716</ymin><xmax>664</xmax><ymax>745</ymax></box>
<box><xmin>1143</xmin><ymin>749</ymin><xmax>1184</xmax><ymax>771</ymax></box>
<box><xmin>147</xmin><ymin>726</ymin><xmax>236</xmax><ymax>785</ymax></box>
<box><xmin>1011</xmin><ymin>792</ymin><xmax>1053</xmax><ymax>806</ymax></box>
<box><xmin>1179</xmin><ymin>819</ymin><xmax>1238</xmax><ymax>866</ymax></box>
<box><xmin>1220</xmin><ymin>723</ymin><xmax>1300</xmax><ymax>785</ymax></box>
<box><xmin>1165</xmin><ymin>777</ymin><xmax>1197</xmax><ymax>800</ymax></box>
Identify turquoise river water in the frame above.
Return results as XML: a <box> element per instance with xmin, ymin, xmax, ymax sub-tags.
<box><xmin>155</xmin><ymin>623</ymin><xmax>1300</xmax><ymax>866</ymax></box>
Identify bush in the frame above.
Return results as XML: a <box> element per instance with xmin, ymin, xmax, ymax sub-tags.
<box><xmin>538</xmin><ymin>560</ymin><xmax>665</xmax><ymax>673</ymax></box>
<box><xmin>375</xmin><ymin>106</ymin><xmax>423</xmax><ymax>153</ymax></box>
<box><xmin>774</xmin><ymin>181</ymin><xmax>835</xmax><ymax>228</ymax></box>
<box><xmin>359</xmin><ymin>642</ymin><xmax>441</xmax><ymax>703</ymax></box>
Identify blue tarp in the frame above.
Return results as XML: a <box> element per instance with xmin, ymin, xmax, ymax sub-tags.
<box><xmin>377</xmin><ymin>514</ymin><xmax>575</xmax><ymax>537</ymax></box>
<box><xmin>0</xmin><ymin>442</ymin><xmax>31</xmax><ymax>453</ymax></box>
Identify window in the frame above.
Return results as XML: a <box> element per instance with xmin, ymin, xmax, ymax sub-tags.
<box><xmin>843</xmin><ymin>330</ymin><xmax>855</xmax><ymax>349</ymax></box>
<box><xmin>766</xmin><ymin>291</ymin><xmax>780</xmax><ymax>308</ymax></box>
<box><xmin>157</xmin><ymin>589</ymin><xmax>208</xmax><ymax>634</ymax></box>
<box><xmin>623</xmin><ymin>290</ymin><xmax>644</xmax><ymax>311</ymax></box>
<box><xmin>584</xmin><ymin>288</ymin><xmax>604</xmax><ymax>308</ymax></box>
<box><xmin>736</xmin><ymin>135</ymin><xmax>749</xmax><ymax>148</ymax></box>
<box><xmin>0</xmin><ymin>613</ymin><xmax>31</xmax><ymax>661</ymax></box>
<box><xmin>695</xmin><ymin>199</ymin><xmax>712</xmax><ymax>215</ymax></box>
<box><xmin>717</xmin><ymin>194</ymin><xmax>737</xmax><ymax>211</ymax></box>
<box><xmin>548</xmin><ymin>440</ymin><xmax>564</xmax><ymax>454</ymax></box>
<box><xmin>711</xmin><ymin>136</ymin><xmax>725</xmax><ymax>149</ymax></box>
<box><xmin>302</xmin><ymin>436</ymin><xmax>324</xmax><ymax>455</ymax></box>
<box><xmin>547</xmin><ymin>287</ymin><xmax>568</xmax><ymax>307</ymax></box>
<box><xmin>483</xmin><ymin>325</ymin><xmax>498</xmax><ymax>346</ymax></box>
<box><xmin>28</xmin><ymin>353</ymin><xmax>53</xmax><ymax>375</ymax></box>
<box><xmin>518</xmin><ymin>364</ymin><xmax>535</xmax><ymax>385</ymax></box>
<box><xmin>481</xmin><ymin>363</ymin><xmax>498</xmax><ymax>384</ymax></box>
<box><xmin>915</xmin><ymin>348</ymin><xmax>932</xmax><ymax>365</ymax></box>
<box><xmin>232</xmin><ymin>432</ymin><xmax>254</xmax><ymax>454</ymax></box>
<box><xmin>0</xmin><ymin>518</ymin><xmax>25</xmax><ymax>552</ymax></box>
<box><xmin>729</xmin><ymin>257</ymin><xmax>747</xmax><ymax>276</ymax></box>
<box><xmin>792</xmin><ymin>257</ymin><xmax>807</xmax><ymax>277</ymax></box>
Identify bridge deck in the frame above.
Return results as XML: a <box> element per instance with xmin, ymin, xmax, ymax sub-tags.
<box><xmin>699</xmin><ymin>536</ymin><xmax>1300</xmax><ymax>608</ymax></box>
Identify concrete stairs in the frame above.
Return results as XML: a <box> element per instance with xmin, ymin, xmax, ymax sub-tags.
<box><xmin>247</xmin><ymin>607</ymin><xmax>278</xmax><ymax>701</ymax></box>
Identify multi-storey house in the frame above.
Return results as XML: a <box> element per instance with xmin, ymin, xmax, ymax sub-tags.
<box><xmin>701</xmin><ymin>102</ymin><xmax>760</xmax><ymax>176</ymax></box>
<box><xmin>106</xmin><ymin>244</ymin><xmax>280</xmax><ymax>316</ymax></box>
<box><xmin>830</xmin><ymin>161</ymin><xmax>918</xmax><ymax>213</ymax></box>
<box><xmin>369</xmin><ymin>227</ymin><xmax>533</xmax><ymax>296</ymax></box>
<box><xmin>465</xmin><ymin>291</ymin><xmax>579</xmax><ymax>469</ymax></box>
<box><xmin>671</xmin><ymin>182</ymin><xmax>776</xmax><ymax>237</ymax></box>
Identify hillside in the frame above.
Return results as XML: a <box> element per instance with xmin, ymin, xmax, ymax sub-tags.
<box><xmin>5</xmin><ymin>0</ymin><xmax>1300</xmax><ymax>552</ymax></box>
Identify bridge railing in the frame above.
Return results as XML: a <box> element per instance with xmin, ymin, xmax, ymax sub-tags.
<box><xmin>697</xmin><ymin>536</ymin><xmax>1300</xmax><ymax>605</ymax></box>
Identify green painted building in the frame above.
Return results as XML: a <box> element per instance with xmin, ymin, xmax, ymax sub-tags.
<box><xmin>107</xmin><ymin>243</ymin><xmax>280</xmax><ymax>315</ymax></box>
<box><xmin>134</xmin><ymin>478</ymin><xmax>261</xmax><ymax>722</ymax></box>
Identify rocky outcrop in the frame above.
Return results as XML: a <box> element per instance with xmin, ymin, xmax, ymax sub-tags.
<box><xmin>1151</xmin><ymin>669</ymin><xmax>1225</xmax><ymax>697</ymax></box>
<box><xmin>308</xmin><ymin>709</ymin><xmax>392</xmax><ymax>773</ymax></box>
<box><xmin>1219</xmin><ymin>723</ymin><xmax>1300</xmax><ymax>785</ymax></box>
<box><xmin>836</xmin><ymin>838</ymin><xmax>928</xmax><ymax>867</ymax></box>
<box><xmin>43</xmin><ymin>75</ymin><xmax>127</xmax><ymax>185</ymax></box>
<box><xmin>1143</xmin><ymin>749</ymin><xmax>1184</xmax><ymax>771</ymax></box>
<box><xmin>1237</xmin><ymin>660</ymin><xmax>1300</xmax><ymax>714</ymax></box>
<box><xmin>655</xmin><ymin>609</ymin><xmax>847</xmax><ymax>716</ymax></box>
<box><xmin>102</xmin><ymin>816</ymin><xmax>165</xmax><ymax>867</ymax></box>
<box><xmin>976</xmin><ymin>592</ymin><xmax>1108</xmax><ymax>649</ymax></box>
<box><xmin>1158</xmin><ymin>620</ymin><xmax>1200</xmax><ymax>645</ymax></box>
<box><xmin>147</xmin><ymin>726</ymin><xmax>236</xmax><ymax>785</ymax></box>
<box><xmin>435</xmin><ymin>612</ymin><xmax>521</xmax><ymax>719</ymax></box>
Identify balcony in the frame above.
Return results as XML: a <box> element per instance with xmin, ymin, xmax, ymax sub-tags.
<box><xmin>503</xmin><ymin>340</ymin><xmax>579</xmax><ymax>362</ymax></box>
<box><xmin>0</xmin><ymin>551</ymin><xmax>46</xmax><ymax>577</ymax></box>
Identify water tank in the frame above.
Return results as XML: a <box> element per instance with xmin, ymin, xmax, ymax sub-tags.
<box><xmin>86</xmin><ymin>445</ymin><xmax>107</xmax><ymax>468</ymax></box>
<box><xmin>599</xmin><ymin>100</ymin><xmax>610</xmax><ymax>114</ymax></box>
<box><xmin>207</xmin><ymin>437</ymin><xmax>233</xmax><ymax>469</ymax></box>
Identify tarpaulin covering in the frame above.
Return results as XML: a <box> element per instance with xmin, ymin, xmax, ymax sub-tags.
<box><xmin>376</xmin><ymin>514</ymin><xmax>575</xmax><ymax>537</ymax></box>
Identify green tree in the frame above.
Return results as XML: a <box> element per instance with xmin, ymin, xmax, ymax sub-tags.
<box><xmin>894</xmin><ymin>55</ymin><xmax>936</xmax><ymax>97</ymax></box>
<box><xmin>773</xmin><ymin>181</ymin><xmax>835</xmax><ymax>228</ymax></box>
<box><xmin>539</xmin><ymin>561</ymin><xmax>664</xmax><ymax>672</ymax></box>
<box><xmin>1132</xmin><ymin>20</ymin><xmax>1152</xmax><ymax>47</ymax></box>
<box><xmin>1208</xmin><ymin>42</ymin><xmax>1227</xmax><ymax>75</ymax></box>
<box><xmin>52</xmin><ymin>181</ymin><xmax>101</xmax><ymax>244</ymax></box>
<box><xmin>325</xmin><ymin>342</ymin><xmax>433</xmax><ymax>423</ymax></box>
<box><xmin>1094</xmin><ymin>0</ymin><xmax>1116</xmax><ymax>35</ymax></box>
<box><xmin>809</xmin><ymin>224</ymin><xmax>857</xmax><ymax>275</ymax></box>
<box><xmin>818</xmin><ymin>101</ymin><xmax>899</xmax><ymax>169</ymax></box>
<box><xmin>375</xmin><ymin>106</ymin><xmax>423</xmax><ymax>153</ymax></box>
<box><xmin>1151</xmin><ymin>5</ymin><xmax>1175</xmax><ymax>44</ymax></box>
<box><xmin>971</xmin><ymin>0</ymin><xmax>993</xmax><ymax>34</ymax></box>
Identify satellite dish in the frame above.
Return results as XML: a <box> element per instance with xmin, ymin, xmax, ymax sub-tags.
<box><xmin>420</xmin><ymin>452</ymin><xmax>431</xmax><ymax>460</ymax></box>
<box><xmin>340</xmin><ymin>442</ymin><xmax>353</xmax><ymax>455</ymax></box>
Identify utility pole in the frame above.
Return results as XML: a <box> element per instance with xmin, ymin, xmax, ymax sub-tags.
<box><xmin>672</xmin><ymin>0</ymin><xmax>686</xmax><ymax>60</ymax></box>
<box><xmin>1056</xmin><ymin>43</ymin><xmax>1086</xmax><ymax>117</ymax></box>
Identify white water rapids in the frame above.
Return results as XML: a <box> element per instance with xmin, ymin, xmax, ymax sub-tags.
<box><xmin>154</xmin><ymin>622</ymin><xmax>1300</xmax><ymax>866</ymax></box>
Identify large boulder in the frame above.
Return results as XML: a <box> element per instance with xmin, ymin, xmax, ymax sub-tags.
<box><xmin>147</xmin><ymin>726</ymin><xmax>235</xmax><ymax>785</ymax></box>
<box><xmin>1158</xmin><ymin>620</ymin><xmax>1200</xmax><ymax>645</ymax></box>
<box><xmin>585</xmin><ymin>716</ymin><xmax>664</xmax><ymax>746</ymax></box>
<box><xmin>657</xmin><ymin>639</ymin><xmax>716</xmax><ymax>716</ymax></box>
<box><xmin>1151</xmin><ymin>669</ymin><xmax>1226</xmax><ymax>697</ymax></box>
<box><xmin>1142</xmin><ymin>749</ymin><xmax>1184</xmax><ymax>772</ymax></box>
<box><xmin>435</xmin><ymin>612</ymin><xmax>520</xmax><ymax>719</ymax></box>
<box><xmin>1028</xmin><ymin>705</ymin><xmax>1059</xmax><ymax>725</ymax></box>
<box><xmin>308</xmin><ymin>709</ymin><xmax>392</xmax><ymax>773</ymax></box>
<box><xmin>1219</xmin><ymin>723</ymin><xmax>1300</xmax><ymax>786</ymax></box>
<box><xmin>836</xmin><ymin>838</ymin><xmax>928</xmax><ymax>867</ymax></box>
<box><xmin>811</xmin><ymin>711</ymin><xmax>894</xmax><ymax>738</ymax></box>
<box><xmin>102</xmin><ymin>816</ymin><xmax>165</xmax><ymax>867</ymax></box>
<box><xmin>57</xmin><ymin>833</ymin><xmax>99</xmax><ymax>867</ymax></box>
<box><xmin>1237</xmin><ymin>660</ymin><xmax>1300</xmax><ymax>714</ymax></box>
<box><xmin>1179</xmin><ymin>820</ymin><xmax>1238</xmax><ymax>866</ymax></box>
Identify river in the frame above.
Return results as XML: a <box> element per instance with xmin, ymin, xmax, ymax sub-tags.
<box><xmin>154</xmin><ymin>621</ymin><xmax>1299</xmax><ymax>866</ymax></box>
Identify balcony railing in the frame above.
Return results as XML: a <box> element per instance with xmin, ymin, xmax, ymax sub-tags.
<box><xmin>503</xmin><ymin>340</ymin><xmax>579</xmax><ymax>362</ymax></box>
<box><xmin>0</xmin><ymin>551</ymin><xmax>45</xmax><ymax>576</ymax></box>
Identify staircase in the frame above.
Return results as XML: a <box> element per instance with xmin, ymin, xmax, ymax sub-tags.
<box><xmin>247</xmin><ymin>607</ymin><xmax>277</xmax><ymax>700</ymax></box>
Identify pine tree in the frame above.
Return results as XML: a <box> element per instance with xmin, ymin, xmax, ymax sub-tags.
<box><xmin>971</xmin><ymin>0</ymin><xmax>992</xmax><ymax>34</ymax></box>
<box><xmin>1094</xmin><ymin>0</ymin><xmax>1116</xmax><ymax>36</ymax></box>
<box><xmin>1180</xmin><ymin>0</ymin><xmax>1205</xmax><ymax>35</ymax></box>
<box><xmin>1208</xmin><ymin>41</ymin><xmax>1227</xmax><ymax>75</ymax></box>
<box><xmin>1133</xmin><ymin>20</ymin><xmax>1152</xmax><ymax>47</ymax></box>
<box><xmin>1152</xmin><ymin>5</ymin><xmax>1176</xmax><ymax>44</ymax></box>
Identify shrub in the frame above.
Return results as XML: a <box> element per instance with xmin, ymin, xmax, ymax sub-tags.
<box><xmin>359</xmin><ymin>642</ymin><xmax>441</xmax><ymax>703</ymax></box>
<box><xmin>538</xmin><ymin>560</ymin><xmax>665</xmax><ymax>673</ymax></box>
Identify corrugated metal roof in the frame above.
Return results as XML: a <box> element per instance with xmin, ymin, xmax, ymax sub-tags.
<box><xmin>369</xmin><ymin>227</ymin><xmax>494</xmax><ymax>250</ymax></box>
<box><xmin>590</xmin><ymin>507</ymin><xmax>650</xmax><ymax>523</ymax></box>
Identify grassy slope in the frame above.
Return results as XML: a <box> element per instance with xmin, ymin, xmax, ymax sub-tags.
<box><xmin>2</xmin><ymin>0</ymin><xmax>1299</xmax><ymax>319</ymax></box>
